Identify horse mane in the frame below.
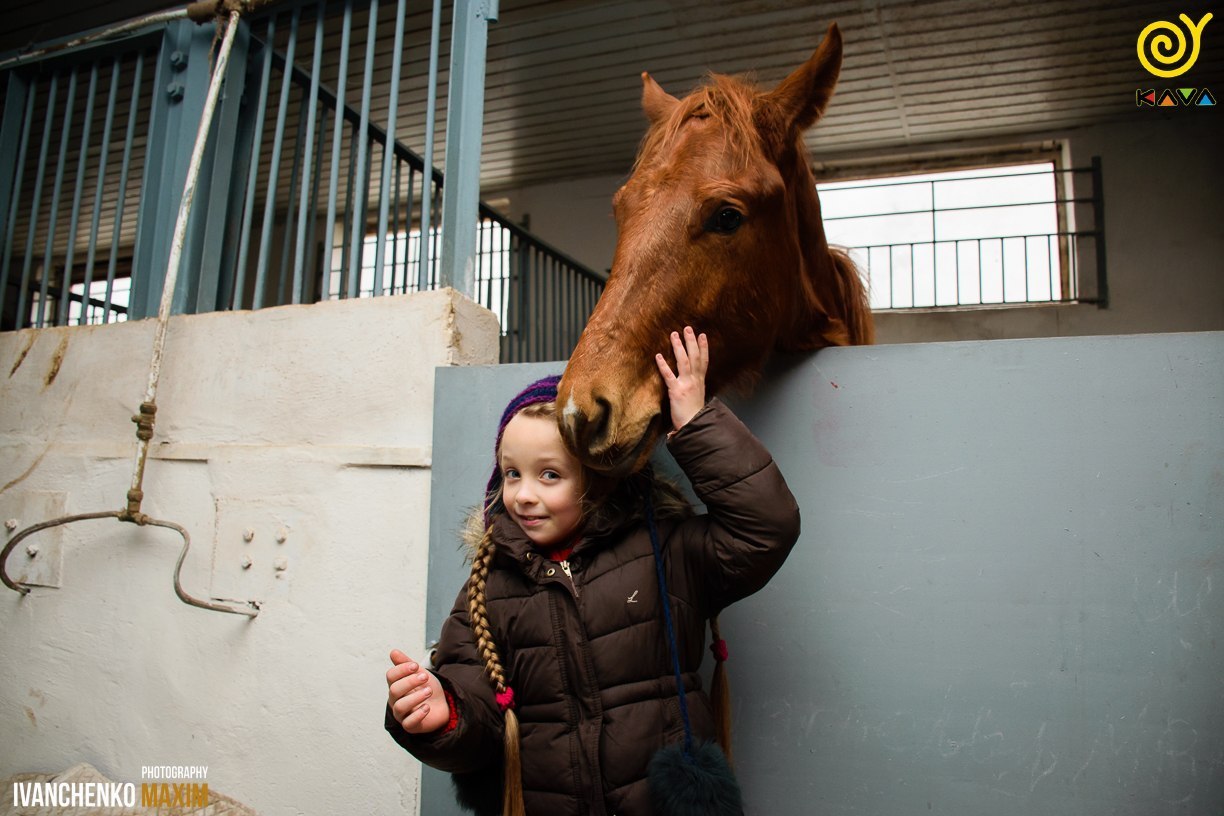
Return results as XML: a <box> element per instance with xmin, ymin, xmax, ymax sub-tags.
<box><xmin>634</xmin><ymin>73</ymin><xmax>763</xmax><ymax>175</ymax></box>
<box><xmin>829</xmin><ymin>246</ymin><xmax>875</xmax><ymax>345</ymax></box>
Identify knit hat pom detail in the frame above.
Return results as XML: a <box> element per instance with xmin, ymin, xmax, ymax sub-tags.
<box><xmin>496</xmin><ymin>686</ymin><xmax>516</xmax><ymax>712</ymax></box>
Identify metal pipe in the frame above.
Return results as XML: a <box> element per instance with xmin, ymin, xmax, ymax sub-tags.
<box><xmin>126</xmin><ymin>10</ymin><xmax>243</xmax><ymax>522</ymax></box>
<box><xmin>0</xmin><ymin>510</ymin><xmax>258</xmax><ymax>616</ymax></box>
<box><xmin>0</xmin><ymin>8</ymin><xmax>189</xmax><ymax>71</ymax></box>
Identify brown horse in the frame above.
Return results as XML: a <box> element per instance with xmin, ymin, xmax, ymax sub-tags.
<box><xmin>558</xmin><ymin>24</ymin><xmax>874</xmax><ymax>474</ymax></box>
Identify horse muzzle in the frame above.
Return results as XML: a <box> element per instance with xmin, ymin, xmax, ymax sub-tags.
<box><xmin>557</xmin><ymin>387</ymin><xmax>663</xmax><ymax>477</ymax></box>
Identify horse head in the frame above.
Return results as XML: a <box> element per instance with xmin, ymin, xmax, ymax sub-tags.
<box><xmin>558</xmin><ymin>24</ymin><xmax>873</xmax><ymax>475</ymax></box>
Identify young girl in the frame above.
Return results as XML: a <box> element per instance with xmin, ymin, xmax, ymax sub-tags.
<box><xmin>385</xmin><ymin>327</ymin><xmax>800</xmax><ymax>816</ymax></box>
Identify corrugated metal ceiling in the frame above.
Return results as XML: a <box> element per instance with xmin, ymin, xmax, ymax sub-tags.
<box><xmin>477</xmin><ymin>0</ymin><xmax>1222</xmax><ymax>190</ymax></box>
<box><xmin>3</xmin><ymin>0</ymin><xmax>1220</xmax><ymax>195</ymax></box>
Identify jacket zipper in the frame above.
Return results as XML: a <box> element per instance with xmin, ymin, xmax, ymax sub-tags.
<box><xmin>559</xmin><ymin>559</ymin><xmax>580</xmax><ymax>598</ymax></box>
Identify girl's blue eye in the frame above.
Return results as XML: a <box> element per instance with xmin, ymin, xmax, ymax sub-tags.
<box><xmin>542</xmin><ymin>470</ymin><xmax>560</xmax><ymax>481</ymax></box>
<box><xmin>504</xmin><ymin>468</ymin><xmax>520</xmax><ymax>479</ymax></box>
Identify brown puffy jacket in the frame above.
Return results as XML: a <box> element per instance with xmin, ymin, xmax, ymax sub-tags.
<box><xmin>385</xmin><ymin>399</ymin><xmax>801</xmax><ymax>815</ymax></box>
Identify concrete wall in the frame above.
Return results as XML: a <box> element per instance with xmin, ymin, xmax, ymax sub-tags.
<box><xmin>488</xmin><ymin>117</ymin><xmax>1224</xmax><ymax>343</ymax></box>
<box><xmin>0</xmin><ymin>290</ymin><xmax>500</xmax><ymax>814</ymax></box>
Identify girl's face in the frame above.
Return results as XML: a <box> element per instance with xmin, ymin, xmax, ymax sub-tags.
<box><xmin>499</xmin><ymin>412</ymin><xmax>585</xmax><ymax>548</ymax></box>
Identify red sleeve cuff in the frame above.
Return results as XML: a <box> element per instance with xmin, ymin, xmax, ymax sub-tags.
<box><xmin>440</xmin><ymin>688</ymin><xmax>459</xmax><ymax>735</ymax></box>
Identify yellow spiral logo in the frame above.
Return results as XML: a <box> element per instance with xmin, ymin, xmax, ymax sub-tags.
<box><xmin>1137</xmin><ymin>12</ymin><xmax>1213</xmax><ymax>78</ymax></box>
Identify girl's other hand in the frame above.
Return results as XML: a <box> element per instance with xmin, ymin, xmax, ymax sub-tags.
<box><xmin>388</xmin><ymin>648</ymin><xmax>450</xmax><ymax>734</ymax></box>
<box><xmin>655</xmin><ymin>326</ymin><xmax>708</xmax><ymax>432</ymax></box>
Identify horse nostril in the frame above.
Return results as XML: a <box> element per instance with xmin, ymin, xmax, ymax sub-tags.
<box><xmin>588</xmin><ymin>396</ymin><xmax>613</xmax><ymax>447</ymax></box>
<box><xmin>562</xmin><ymin>395</ymin><xmax>614</xmax><ymax>458</ymax></box>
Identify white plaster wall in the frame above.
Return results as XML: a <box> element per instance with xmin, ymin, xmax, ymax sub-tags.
<box><xmin>0</xmin><ymin>289</ymin><xmax>500</xmax><ymax>815</ymax></box>
<box><xmin>489</xmin><ymin>117</ymin><xmax>1224</xmax><ymax>343</ymax></box>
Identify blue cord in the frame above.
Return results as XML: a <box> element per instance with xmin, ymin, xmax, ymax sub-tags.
<box><xmin>645</xmin><ymin>487</ymin><xmax>694</xmax><ymax>757</ymax></box>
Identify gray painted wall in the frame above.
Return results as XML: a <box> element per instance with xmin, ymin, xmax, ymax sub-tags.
<box><xmin>422</xmin><ymin>331</ymin><xmax>1223</xmax><ymax>815</ymax></box>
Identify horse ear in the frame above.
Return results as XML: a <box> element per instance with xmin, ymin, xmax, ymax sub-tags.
<box><xmin>762</xmin><ymin>22</ymin><xmax>843</xmax><ymax>134</ymax></box>
<box><xmin>641</xmin><ymin>72</ymin><xmax>680</xmax><ymax>124</ymax></box>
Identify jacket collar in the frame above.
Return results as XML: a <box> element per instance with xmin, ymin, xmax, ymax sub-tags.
<box><xmin>490</xmin><ymin>513</ymin><xmax>595</xmax><ymax>573</ymax></box>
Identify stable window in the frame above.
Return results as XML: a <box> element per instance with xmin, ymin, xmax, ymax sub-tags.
<box><xmin>816</xmin><ymin>149</ymin><xmax>1105</xmax><ymax>310</ymax></box>
<box><xmin>342</xmin><ymin>219</ymin><xmax>511</xmax><ymax>327</ymax></box>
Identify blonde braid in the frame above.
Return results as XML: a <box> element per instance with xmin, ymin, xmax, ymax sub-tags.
<box><xmin>467</xmin><ymin>523</ymin><xmax>525</xmax><ymax>816</ymax></box>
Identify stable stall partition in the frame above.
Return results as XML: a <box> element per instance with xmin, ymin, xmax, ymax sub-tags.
<box><xmin>424</xmin><ymin>331</ymin><xmax>1223</xmax><ymax>816</ymax></box>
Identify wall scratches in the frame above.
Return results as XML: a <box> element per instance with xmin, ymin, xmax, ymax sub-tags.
<box><xmin>8</xmin><ymin>332</ymin><xmax>36</xmax><ymax>377</ymax></box>
<box><xmin>42</xmin><ymin>335</ymin><xmax>69</xmax><ymax>389</ymax></box>
<box><xmin>0</xmin><ymin>445</ymin><xmax>50</xmax><ymax>495</ymax></box>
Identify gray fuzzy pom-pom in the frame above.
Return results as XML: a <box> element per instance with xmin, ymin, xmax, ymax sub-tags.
<box><xmin>648</xmin><ymin>741</ymin><xmax>744</xmax><ymax>816</ymax></box>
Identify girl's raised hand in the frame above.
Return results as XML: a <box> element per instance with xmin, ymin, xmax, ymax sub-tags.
<box><xmin>655</xmin><ymin>326</ymin><xmax>709</xmax><ymax>432</ymax></box>
<box><xmin>388</xmin><ymin>648</ymin><xmax>450</xmax><ymax>734</ymax></box>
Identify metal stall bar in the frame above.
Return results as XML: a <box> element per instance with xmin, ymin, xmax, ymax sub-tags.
<box><xmin>0</xmin><ymin>74</ymin><xmax>34</xmax><ymax>321</ymax></box>
<box><xmin>373</xmin><ymin>0</ymin><xmax>407</xmax><ymax>297</ymax></box>
<box><xmin>302</xmin><ymin>91</ymin><xmax>327</xmax><ymax>303</ymax></box>
<box><xmin>340</xmin><ymin>119</ymin><xmax>357</xmax><ymax>295</ymax></box>
<box><xmin>391</xmin><ymin>157</ymin><xmax>401</xmax><ymax>292</ymax></box>
<box><xmin>78</xmin><ymin>59</ymin><xmax>120</xmax><ymax>325</ymax></box>
<box><xmin>320</xmin><ymin>0</ymin><xmax>352</xmax><ymax>301</ymax></box>
<box><xmin>253</xmin><ymin>6</ymin><xmax>299</xmax><ymax>309</ymax></box>
<box><xmin>1090</xmin><ymin>156</ymin><xmax>1108</xmax><ymax>308</ymax></box>
<box><xmin>57</xmin><ymin>62</ymin><xmax>100</xmax><ymax>326</ymax></box>
<box><xmin>102</xmin><ymin>52</ymin><xmax>144</xmax><ymax>324</ymax></box>
<box><xmin>417</xmin><ymin>0</ymin><xmax>442</xmax><ymax>292</ymax></box>
<box><xmin>345</xmin><ymin>0</ymin><xmax>378</xmax><ymax>299</ymax></box>
<box><xmin>276</xmin><ymin>89</ymin><xmax>307</xmax><ymax>305</ymax></box>
<box><xmin>37</xmin><ymin>69</ymin><xmax>78</xmax><ymax>327</ymax></box>
<box><xmin>292</xmin><ymin>0</ymin><xmax>325</xmax><ymax>305</ymax></box>
<box><xmin>233</xmin><ymin>15</ymin><xmax>277</xmax><ymax>309</ymax></box>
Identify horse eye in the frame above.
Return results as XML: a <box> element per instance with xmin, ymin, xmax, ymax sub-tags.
<box><xmin>707</xmin><ymin>207</ymin><xmax>743</xmax><ymax>234</ymax></box>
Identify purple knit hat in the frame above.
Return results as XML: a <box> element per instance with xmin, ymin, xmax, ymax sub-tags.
<box><xmin>483</xmin><ymin>375</ymin><xmax>562</xmax><ymax>519</ymax></box>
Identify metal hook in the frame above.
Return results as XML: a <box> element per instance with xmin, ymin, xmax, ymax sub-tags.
<box><xmin>1</xmin><ymin>511</ymin><xmax>260</xmax><ymax>617</ymax></box>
